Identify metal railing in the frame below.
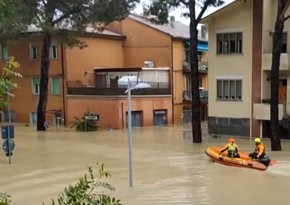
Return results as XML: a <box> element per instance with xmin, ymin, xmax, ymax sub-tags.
<box><xmin>67</xmin><ymin>81</ymin><xmax>171</xmax><ymax>96</ymax></box>
<box><xmin>183</xmin><ymin>90</ymin><xmax>208</xmax><ymax>101</ymax></box>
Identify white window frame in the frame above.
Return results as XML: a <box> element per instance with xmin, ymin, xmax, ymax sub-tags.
<box><xmin>50</xmin><ymin>43</ymin><xmax>58</xmax><ymax>59</ymax></box>
<box><xmin>29</xmin><ymin>43</ymin><xmax>38</xmax><ymax>60</ymax></box>
<box><xmin>216</xmin><ymin>32</ymin><xmax>243</xmax><ymax>55</ymax></box>
<box><xmin>32</xmin><ymin>77</ymin><xmax>40</xmax><ymax>95</ymax></box>
<box><xmin>216</xmin><ymin>78</ymin><xmax>242</xmax><ymax>101</ymax></box>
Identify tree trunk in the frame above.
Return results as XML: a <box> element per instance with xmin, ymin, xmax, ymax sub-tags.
<box><xmin>270</xmin><ymin>1</ymin><xmax>283</xmax><ymax>151</ymax></box>
<box><xmin>189</xmin><ymin>0</ymin><xmax>202</xmax><ymax>143</ymax></box>
<box><xmin>37</xmin><ymin>33</ymin><xmax>51</xmax><ymax>131</ymax></box>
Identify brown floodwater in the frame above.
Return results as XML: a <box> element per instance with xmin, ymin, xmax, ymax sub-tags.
<box><xmin>0</xmin><ymin>124</ymin><xmax>290</xmax><ymax>205</ymax></box>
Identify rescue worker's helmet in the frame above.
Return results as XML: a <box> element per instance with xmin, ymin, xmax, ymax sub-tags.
<box><xmin>254</xmin><ymin>138</ymin><xmax>261</xmax><ymax>143</ymax></box>
<box><xmin>228</xmin><ymin>137</ymin><xmax>235</xmax><ymax>143</ymax></box>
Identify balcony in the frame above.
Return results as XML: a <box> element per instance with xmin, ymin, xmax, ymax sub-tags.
<box><xmin>67</xmin><ymin>81</ymin><xmax>171</xmax><ymax>96</ymax></box>
<box><xmin>183</xmin><ymin>61</ymin><xmax>208</xmax><ymax>73</ymax></box>
<box><xmin>183</xmin><ymin>90</ymin><xmax>208</xmax><ymax>101</ymax></box>
<box><xmin>262</xmin><ymin>53</ymin><xmax>290</xmax><ymax>71</ymax></box>
<box><xmin>253</xmin><ymin>102</ymin><xmax>284</xmax><ymax>120</ymax></box>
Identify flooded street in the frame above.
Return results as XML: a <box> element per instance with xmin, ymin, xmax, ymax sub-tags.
<box><xmin>1</xmin><ymin>125</ymin><xmax>290</xmax><ymax>205</ymax></box>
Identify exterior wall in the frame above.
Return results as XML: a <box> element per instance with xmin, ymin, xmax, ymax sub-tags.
<box><xmin>251</xmin><ymin>0</ymin><xmax>263</xmax><ymax>137</ymax></box>
<box><xmin>65</xmin><ymin>37</ymin><xmax>123</xmax><ymax>83</ymax></box>
<box><xmin>108</xmin><ymin>18</ymin><xmax>187</xmax><ymax>125</ymax></box>
<box><xmin>207</xmin><ymin>0</ymin><xmax>253</xmax><ymax>136</ymax></box>
<box><xmin>64</xmin><ymin>36</ymin><xmax>124</xmax><ymax>126</ymax></box>
<box><xmin>120</xmin><ymin>18</ymin><xmax>172</xmax><ymax>68</ymax></box>
<box><xmin>172</xmin><ymin>40</ymin><xmax>185</xmax><ymax>123</ymax></box>
<box><xmin>66</xmin><ymin>96</ymin><xmax>172</xmax><ymax>129</ymax></box>
<box><xmin>262</xmin><ymin>0</ymin><xmax>290</xmax><ymax>116</ymax></box>
<box><xmin>2</xmin><ymin>34</ymin><xmax>63</xmax><ymax>123</ymax></box>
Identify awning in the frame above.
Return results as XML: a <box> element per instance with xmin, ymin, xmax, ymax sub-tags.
<box><xmin>197</xmin><ymin>42</ymin><xmax>208</xmax><ymax>52</ymax></box>
<box><xmin>185</xmin><ymin>40</ymin><xmax>208</xmax><ymax>52</ymax></box>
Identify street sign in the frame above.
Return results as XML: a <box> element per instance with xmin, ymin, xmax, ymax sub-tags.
<box><xmin>1</xmin><ymin>125</ymin><xmax>14</xmax><ymax>139</ymax></box>
<box><xmin>85</xmin><ymin>115</ymin><xmax>99</xmax><ymax>121</ymax></box>
<box><xmin>2</xmin><ymin>139</ymin><xmax>15</xmax><ymax>152</ymax></box>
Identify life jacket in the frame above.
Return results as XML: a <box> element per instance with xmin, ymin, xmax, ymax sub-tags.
<box><xmin>228</xmin><ymin>143</ymin><xmax>237</xmax><ymax>151</ymax></box>
<box><xmin>255</xmin><ymin>143</ymin><xmax>265</xmax><ymax>156</ymax></box>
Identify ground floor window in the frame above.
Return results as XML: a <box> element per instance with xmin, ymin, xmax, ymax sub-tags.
<box><xmin>216</xmin><ymin>117</ymin><xmax>242</xmax><ymax>127</ymax></box>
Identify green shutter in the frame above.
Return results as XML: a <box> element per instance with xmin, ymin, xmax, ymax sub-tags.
<box><xmin>2</xmin><ymin>45</ymin><xmax>8</xmax><ymax>61</ymax></box>
<box><xmin>33</xmin><ymin>77</ymin><xmax>40</xmax><ymax>85</ymax></box>
<box><xmin>52</xmin><ymin>77</ymin><xmax>60</xmax><ymax>95</ymax></box>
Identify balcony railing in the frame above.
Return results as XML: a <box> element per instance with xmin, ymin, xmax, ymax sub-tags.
<box><xmin>262</xmin><ymin>53</ymin><xmax>290</xmax><ymax>71</ymax></box>
<box><xmin>183</xmin><ymin>90</ymin><xmax>208</xmax><ymax>101</ymax></box>
<box><xmin>67</xmin><ymin>81</ymin><xmax>171</xmax><ymax>96</ymax></box>
<box><xmin>253</xmin><ymin>102</ymin><xmax>284</xmax><ymax>120</ymax></box>
<box><xmin>183</xmin><ymin>61</ymin><xmax>208</xmax><ymax>73</ymax></box>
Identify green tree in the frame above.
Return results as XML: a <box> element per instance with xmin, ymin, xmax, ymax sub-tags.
<box><xmin>270</xmin><ymin>0</ymin><xmax>290</xmax><ymax>151</ymax></box>
<box><xmin>144</xmin><ymin>0</ymin><xmax>224</xmax><ymax>143</ymax></box>
<box><xmin>0</xmin><ymin>57</ymin><xmax>21</xmax><ymax>109</ymax></box>
<box><xmin>0</xmin><ymin>0</ymin><xmax>139</xmax><ymax>131</ymax></box>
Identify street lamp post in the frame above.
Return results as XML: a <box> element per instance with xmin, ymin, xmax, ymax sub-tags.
<box><xmin>126</xmin><ymin>79</ymin><xmax>133</xmax><ymax>187</ymax></box>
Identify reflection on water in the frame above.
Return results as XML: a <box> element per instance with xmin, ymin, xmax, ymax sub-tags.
<box><xmin>0</xmin><ymin>125</ymin><xmax>290</xmax><ymax>205</ymax></box>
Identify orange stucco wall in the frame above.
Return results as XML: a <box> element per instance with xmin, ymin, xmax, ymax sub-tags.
<box><xmin>172</xmin><ymin>40</ymin><xmax>185</xmax><ymax>123</ymax></box>
<box><xmin>66</xmin><ymin>96</ymin><xmax>172</xmax><ymax>129</ymax></box>
<box><xmin>2</xmin><ymin>34</ymin><xmax>63</xmax><ymax>123</ymax></box>
<box><xmin>120</xmin><ymin>18</ymin><xmax>172</xmax><ymax>68</ymax></box>
<box><xmin>65</xmin><ymin>37</ymin><xmax>123</xmax><ymax>83</ymax></box>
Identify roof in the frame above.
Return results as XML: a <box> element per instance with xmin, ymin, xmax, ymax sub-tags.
<box><xmin>24</xmin><ymin>24</ymin><xmax>124</xmax><ymax>39</ymax></box>
<box><xmin>128</xmin><ymin>13</ymin><xmax>191</xmax><ymax>40</ymax></box>
<box><xmin>201</xmin><ymin>0</ymin><xmax>238</xmax><ymax>23</ymax></box>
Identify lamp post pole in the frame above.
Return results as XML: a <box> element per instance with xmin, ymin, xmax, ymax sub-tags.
<box><xmin>127</xmin><ymin>79</ymin><xmax>133</xmax><ymax>187</ymax></box>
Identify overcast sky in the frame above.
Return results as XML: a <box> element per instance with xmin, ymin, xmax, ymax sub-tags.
<box><xmin>134</xmin><ymin>0</ymin><xmax>235</xmax><ymax>25</ymax></box>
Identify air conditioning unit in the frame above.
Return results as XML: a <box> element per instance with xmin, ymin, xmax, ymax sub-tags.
<box><xmin>144</xmin><ymin>60</ymin><xmax>155</xmax><ymax>68</ymax></box>
<box><xmin>199</xmin><ymin>65</ymin><xmax>207</xmax><ymax>71</ymax></box>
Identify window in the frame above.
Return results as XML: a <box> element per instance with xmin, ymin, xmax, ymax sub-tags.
<box><xmin>216</xmin><ymin>117</ymin><xmax>242</xmax><ymax>127</ymax></box>
<box><xmin>216</xmin><ymin>118</ymin><xmax>229</xmax><ymax>126</ymax></box>
<box><xmin>217</xmin><ymin>32</ymin><xmax>243</xmax><ymax>54</ymax></box>
<box><xmin>229</xmin><ymin>118</ymin><xmax>242</xmax><ymax>127</ymax></box>
<box><xmin>1</xmin><ymin>44</ymin><xmax>9</xmax><ymax>61</ymax></box>
<box><xmin>50</xmin><ymin>43</ymin><xmax>58</xmax><ymax>59</ymax></box>
<box><xmin>30</xmin><ymin>43</ymin><xmax>38</xmax><ymax>60</ymax></box>
<box><xmin>51</xmin><ymin>77</ymin><xmax>60</xmax><ymax>95</ymax></box>
<box><xmin>217</xmin><ymin>79</ymin><xmax>242</xmax><ymax>100</ymax></box>
<box><xmin>32</xmin><ymin>77</ymin><xmax>40</xmax><ymax>95</ymax></box>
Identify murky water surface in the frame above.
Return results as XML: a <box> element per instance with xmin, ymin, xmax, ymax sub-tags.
<box><xmin>0</xmin><ymin>125</ymin><xmax>290</xmax><ymax>205</ymax></box>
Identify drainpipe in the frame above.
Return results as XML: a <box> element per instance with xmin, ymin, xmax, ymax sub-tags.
<box><xmin>170</xmin><ymin>39</ymin><xmax>174</xmax><ymax>124</ymax></box>
<box><xmin>60</xmin><ymin>38</ymin><xmax>66</xmax><ymax>126</ymax></box>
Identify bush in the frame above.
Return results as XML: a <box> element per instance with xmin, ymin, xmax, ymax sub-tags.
<box><xmin>0</xmin><ymin>192</ymin><xmax>11</xmax><ymax>205</ymax></box>
<box><xmin>70</xmin><ymin>109</ymin><xmax>98</xmax><ymax>131</ymax></box>
<box><xmin>49</xmin><ymin>163</ymin><xmax>122</xmax><ymax>205</ymax></box>
<box><xmin>1</xmin><ymin>163</ymin><xmax>122</xmax><ymax>205</ymax></box>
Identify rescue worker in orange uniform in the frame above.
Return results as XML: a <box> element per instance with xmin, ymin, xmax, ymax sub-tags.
<box><xmin>219</xmin><ymin>137</ymin><xmax>240</xmax><ymax>158</ymax></box>
<box><xmin>249</xmin><ymin>138</ymin><xmax>271</xmax><ymax>167</ymax></box>
<box><xmin>249</xmin><ymin>138</ymin><xmax>265</xmax><ymax>159</ymax></box>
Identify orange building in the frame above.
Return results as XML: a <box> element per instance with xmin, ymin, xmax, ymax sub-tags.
<box><xmin>1</xmin><ymin>14</ymin><xmax>208</xmax><ymax>129</ymax></box>
<box><xmin>107</xmin><ymin>14</ymin><xmax>209</xmax><ymax>124</ymax></box>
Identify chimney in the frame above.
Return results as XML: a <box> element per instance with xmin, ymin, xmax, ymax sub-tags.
<box><xmin>170</xmin><ymin>16</ymin><xmax>175</xmax><ymax>27</ymax></box>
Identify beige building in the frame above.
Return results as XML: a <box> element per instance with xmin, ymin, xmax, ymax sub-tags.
<box><xmin>202</xmin><ymin>0</ymin><xmax>289</xmax><ymax>138</ymax></box>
